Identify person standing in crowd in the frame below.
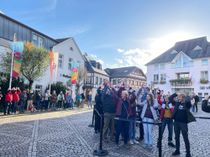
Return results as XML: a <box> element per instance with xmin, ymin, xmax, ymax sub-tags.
<box><xmin>128</xmin><ymin>88</ymin><xmax>139</xmax><ymax>145</ymax></box>
<box><xmin>94</xmin><ymin>87</ymin><xmax>103</xmax><ymax>133</ymax></box>
<box><xmin>101</xmin><ymin>80</ymin><xmax>117</xmax><ymax>142</ymax></box>
<box><xmin>51</xmin><ymin>90</ymin><xmax>57</xmax><ymax>110</ymax></box>
<box><xmin>80</xmin><ymin>91</ymin><xmax>85</xmax><ymax>108</ymax></box>
<box><xmin>27</xmin><ymin>90</ymin><xmax>35</xmax><ymax>112</ymax></box>
<box><xmin>44</xmin><ymin>90</ymin><xmax>50</xmax><ymax>111</ymax></box>
<box><xmin>193</xmin><ymin>93</ymin><xmax>199</xmax><ymax>112</ymax></box>
<box><xmin>19</xmin><ymin>90</ymin><xmax>27</xmax><ymax>113</ymax></box>
<box><xmin>57</xmin><ymin>91</ymin><xmax>65</xmax><ymax>109</ymax></box>
<box><xmin>12</xmin><ymin>87</ymin><xmax>21</xmax><ymax>114</ymax></box>
<box><xmin>157</xmin><ymin>90</ymin><xmax>164</xmax><ymax>114</ymax></box>
<box><xmin>202</xmin><ymin>95</ymin><xmax>210</xmax><ymax>113</ymax></box>
<box><xmin>66</xmin><ymin>92</ymin><xmax>73</xmax><ymax>109</ymax></box>
<box><xmin>141</xmin><ymin>93</ymin><xmax>158</xmax><ymax>148</ymax></box>
<box><xmin>136</xmin><ymin>85</ymin><xmax>148</xmax><ymax>141</ymax></box>
<box><xmin>115</xmin><ymin>90</ymin><xmax>130</xmax><ymax>147</ymax></box>
<box><xmin>172</xmin><ymin>94</ymin><xmax>195</xmax><ymax>157</ymax></box>
<box><xmin>35</xmin><ymin>91</ymin><xmax>42</xmax><ymax>111</ymax></box>
<box><xmin>190</xmin><ymin>95</ymin><xmax>195</xmax><ymax>112</ymax></box>
<box><xmin>4</xmin><ymin>89</ymin><xmax>13</xmax><ymax>115</ymax></box>
<box><xmin>160</xmin><ymin>95</ymin><xmax>175</xmax><ymax>147</ymax></box>
<box><xmin>87</xmin><ymin>90</ymin><xmax>93</xmax><ymax>108</ymax></box>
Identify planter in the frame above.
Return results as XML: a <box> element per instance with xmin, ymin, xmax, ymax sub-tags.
<box><xmin>200</xmin><ymin>79</ymin><xmax>209</xmax><ymax>84</ymax></box>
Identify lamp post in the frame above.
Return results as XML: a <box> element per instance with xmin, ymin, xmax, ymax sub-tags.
<box><xmin>9</xmin><ymin>33</ymin><xmax>17</xmax><ymax>89</ymax></box>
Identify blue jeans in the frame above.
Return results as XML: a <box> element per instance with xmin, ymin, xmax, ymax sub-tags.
<box><xmin>161</xmin><ymin>118</ymin><xmax>173</xmax><ymax>142</ymax></box>
<box><xmin>129</xmin><ymin>117</ymin><xmax>136</xmax><ymax>141</ymax></box>
<box><xmin>143</xmin><ymin>117</ymin><xmax>154</xmax><ymax>145</ymax></box>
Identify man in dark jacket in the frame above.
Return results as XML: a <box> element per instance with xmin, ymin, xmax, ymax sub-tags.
<box><xmin>94</xmin><ymin>87</ymin><xmax>103</xmax><ymax>133</ymax></box>
<box><xmin>202</xmin><ymin>95</ymin><xmax>210</xmax><ymax>113</ymax></box>
<box><xmin>193</xmin><ymin>93</ymin><xmax>199</xmax><ymax>112</ymax></box>
<box><xmin>101</xmin><ymin>80</ymin><xmax>117</xmax><ymax>141</ymax></box>
<box><xmin>172</xmin><ymin>94</ymin><xmax>195</xmax><ymax>157</ymax></box>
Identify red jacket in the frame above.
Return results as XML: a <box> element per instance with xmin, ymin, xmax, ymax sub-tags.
<box><xmin>5</xmin><ymin>92</ymin><xmax>13</xmax><ymax>102</ymax></box>
<box><xmin>13</xmin><ymin>93</ymin><xmax>20</xmax><ymax>102</ymax></box>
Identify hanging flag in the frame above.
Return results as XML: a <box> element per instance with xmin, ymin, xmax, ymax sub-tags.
<box><xmin>71</xmin><ymin>61</ymin><xmax>80</xmax><ymax>84</ymax></box>
<box><xmin>11</xmin><ymin>42</ymin><xmax>24</xmax><ymax>78</ymax></box>
<box><xmin>49</xmin><ymin>51</ymin><xmax>58</xmax><ymax>81</ymax></box>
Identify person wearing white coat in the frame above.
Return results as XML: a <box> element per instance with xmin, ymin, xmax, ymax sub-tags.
<box><xmin>141</xmin><ymin>93</ymin><xmax>158</xmax><ymax>148</ymax></box>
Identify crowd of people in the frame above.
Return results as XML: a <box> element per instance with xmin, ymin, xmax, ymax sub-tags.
<box><xmin>0</xmin><ymin>87</ymin><xmax>75</xmax><ymax>115</ymax></box>
<box><xmin>93</xmin><ymin>80</ymin><xmax>202</xmax><ymax>157</ymax></box>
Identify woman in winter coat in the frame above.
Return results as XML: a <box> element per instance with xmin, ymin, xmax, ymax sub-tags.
<box><xmin>141</xmin><ymin>93</ymin><xmax>158</xmax><ymax>148</ymax></box>
<box><xmin>115</xmin><ymin>90</ymin><xmax>130</xmax><ymax>146</ymax></box>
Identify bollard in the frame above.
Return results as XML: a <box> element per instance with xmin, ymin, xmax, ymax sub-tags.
<box><xmin>88</xmin><ymin>106</ymin><xmax>95</xmax><ymax>127</ymax></box>
<box><xmin>93</xmin><ymin>113</ymin><xmax>108</xmax><ymax>156</ymax></box>
<box><xmin>158</xmin><ymin>123</ymin><xmax>162</xmax><ymax>157</ymax></box>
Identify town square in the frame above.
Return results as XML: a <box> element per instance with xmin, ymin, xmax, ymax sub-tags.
<box><xmin>1</xmin><ymin>1</ymin><xmax>210</xmax><ymax>157</ymax></box>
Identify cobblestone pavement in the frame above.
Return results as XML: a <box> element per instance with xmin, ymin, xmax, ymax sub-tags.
<box><xmin>0</xmin><ymin>106</ymin><xmax>210</xmax><ymax>157</ymax></box>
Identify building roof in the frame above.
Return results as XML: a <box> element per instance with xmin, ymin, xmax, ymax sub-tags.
<box><xmin>83</xmin><ymin>54</ymin><xmax>108</xmax><ymax>76</ymax></box>
<box><xmin>0</xmin><ymin>12</ymin><xmax>58</xmax><ymax>43</ymax></box>
<box><xmin>146</xmin><ymin>36</ymin><xmax>210</xmax><ymax>65</ymax></box>
<box><xmin>105</xmin><ymin>66</ymin><xmax>146</xmax><ymax>79</ymax></box>
<box><xmin>56</xmin><ymin>38</ymin><xmax>71</xmax><ymax>43</ymax></box>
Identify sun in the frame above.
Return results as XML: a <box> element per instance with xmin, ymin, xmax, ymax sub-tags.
<box><xmin>148</xmin><ymin>31</ymin><xmax>195</xmax><ymax>58</ymax></box>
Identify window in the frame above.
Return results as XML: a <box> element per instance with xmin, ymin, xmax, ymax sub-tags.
<box><xmin>113</xmin><ymin>79</ymin><xmax>116</xmax><ymax>85</ymax></box>
<box><xmin>159</xmin><ymin>63</ymin><xmax>165</xmax><ymax>70</ymax></box>
<box><xmin>202</xmin><ymin>59</ymin><xmax>208</xmax><ymax>65</ymax></box>
<box><xmin>68</xmin><ymin>58</ymin><xmax>72</xmax><ymax>70</ymax></box>
<box><xmin>160</xmin><ymin>74</ymin><xmax>166</xmax><ymax>82</ymax></box>
<box><xmin>100</xmin><ymin>78</ymin><xmax>102</xmax><ymax>85</ymax></box>
<box><xmin>201</xmin><ymin>71</ymin><xmax>208</xmax><ymax>80</ymax></box>
<box><xmin>177</xmin><ymin>73</ymin><xmax>189</xmax><ymax>79</ymax></box>
<box><xmin>32</xmin><ymin>33</ymin><xmax>38</xmax><ymax>45</ymax></box>
<box><xmin>32</xmin><ymin>33</ymin><xmax>43</xmax><ymax>47</ymax></box>
<box><xmin>70</xmin><ymin>47</ymin><xmax>74</xmax><ymax>51</ymax></box>
<box><xmin>173</xmin><ymin>52</ymin><xmax>192</xmax><ymax>68</ymax></box>
<box><xmin>58</xmin><ymin>54</ymin><xmax>64</xmax><ymax>68</ymax></box>
<box><xmin>153</xmin><ymin>74</ymin><xmax>159</xmax><ymax>82</ymax></box>
<box><xmin>96</xmin><ymin>77</ymin><xmax>98</xmax><ymax>85</ymax></box>
<box><xmin>38</xmin><ymin>37</ymin><xmax>43</xmax><ymax>47</ymax></box>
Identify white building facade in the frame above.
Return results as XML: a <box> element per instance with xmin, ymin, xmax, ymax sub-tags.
<box><xmin>146</xmin><ymin>37</ymin><xmax>210</xmax><ymax>98</ymax></box>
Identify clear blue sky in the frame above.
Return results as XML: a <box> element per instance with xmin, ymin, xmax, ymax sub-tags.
<box><xmin>1</xmin><ymin>0</ymin><xmax>210</xmax><ymax>71</ymax></box>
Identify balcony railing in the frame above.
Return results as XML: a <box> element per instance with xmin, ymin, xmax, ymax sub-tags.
<box><xmin>170</xmin><ymin>78</ymin><xmax>192</xmax><ymax>86</ymax></box>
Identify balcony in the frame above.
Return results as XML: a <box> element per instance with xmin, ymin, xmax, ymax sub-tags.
<box><xmin>200</xmin><ymin>79</ymin><xmax>209</xmax><ymax>84</ymax></box>
<box><xmin>170</xmin><ymin>78</ymin><xmax>192</xmax><ymax>86</ymax></box>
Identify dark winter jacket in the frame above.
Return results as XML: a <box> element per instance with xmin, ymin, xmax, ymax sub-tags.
<box><xmin>95</xmin><ymin>93</ymin><xmax>103</xmax><ymax>114</ymax></box>
<box><xmin>202</xmin><ymin>99</ymin><xmax>210</xmax><ymax>113</ymax></box>
<box><xmin>116</xmin><ymin>98</ymin><xmax>129</xmax><ymax>118</ymax></box>
<box><xmin>101</xmin><ymin>86</ymin><xmax>118</xmax><ymax>113</ymax></box>
<box><xmin>172</xmin><ymin>101</ymin><xmax>196</xmax><ymax>123</ymax></box>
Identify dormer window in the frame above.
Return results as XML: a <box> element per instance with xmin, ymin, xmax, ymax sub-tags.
<box><xmin>171</xmin><ymin>50</ymin><xmax>178</xmax><ymax>54</ymax></box>
<box><xmin>193</xmin><ymin>45</ymin><xmax>202</xmax><ymax>51</ymax></box>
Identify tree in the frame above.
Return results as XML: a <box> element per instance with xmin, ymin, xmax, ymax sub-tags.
<box><xmin>0</xmin><ymin>42</ymin><xmax>49</xmax><ymax>89</ymax></box>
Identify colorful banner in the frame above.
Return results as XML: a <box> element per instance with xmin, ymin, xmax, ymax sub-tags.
<box><xmin>71</xmin><ymin>61</ymin><xmax>80</xmax><ymax>84</ymax></box>
<box><xmin>10</xmin><ymin>42</ymin><xmax>24</xmax><ymax>78</ymax></box>
<box><xmin>49</xmin><ymin>51</ymin><xmax>58</xmax><ymax>81</ymax></box>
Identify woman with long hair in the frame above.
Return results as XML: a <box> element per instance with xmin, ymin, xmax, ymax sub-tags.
<box><xmin>141</xmin><ymin>93</ymin><xmax>158</xmax><ymax>148</ymax></box>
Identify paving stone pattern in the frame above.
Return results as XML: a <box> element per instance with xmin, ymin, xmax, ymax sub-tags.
<box><xmin>0</xmin><ymin>107</ymin><xmax>210</xmax><ymax>157</ymax></box>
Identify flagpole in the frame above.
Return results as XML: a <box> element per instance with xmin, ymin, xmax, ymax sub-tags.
<box><xmin>9</xmin><ymin>33</ymin><xmax>16</xmax><ymax>89</ymax></box>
